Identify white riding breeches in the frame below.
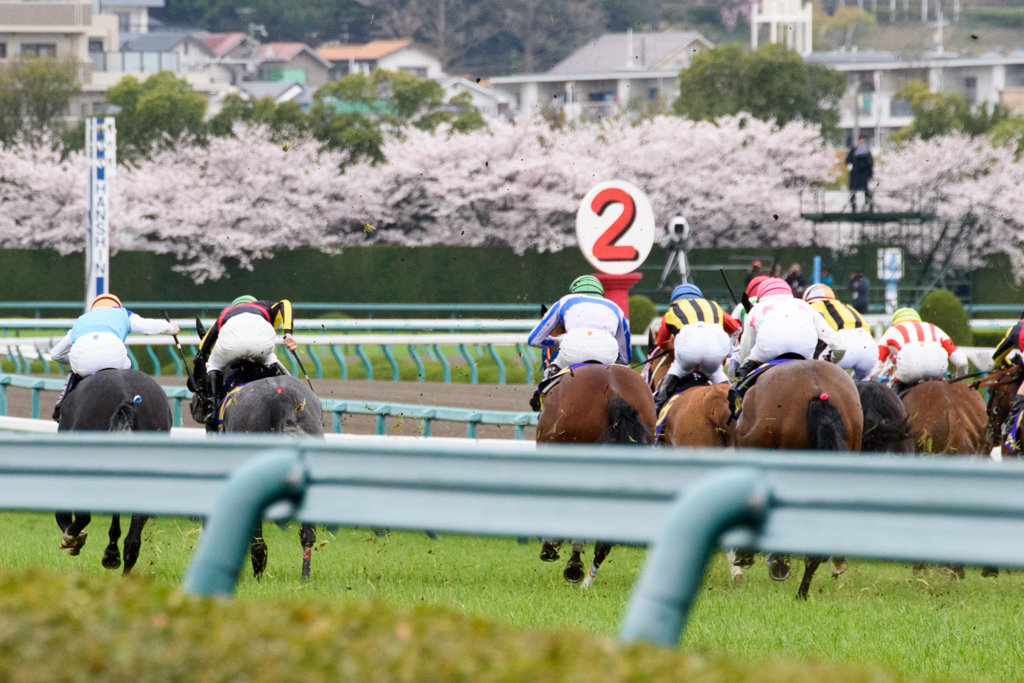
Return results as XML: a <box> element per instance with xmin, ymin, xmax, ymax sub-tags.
<box><xmin>553</xmin><ymin>328</ymin><xmax>619</xmax><ymax>369</ymax></box>
<box><xmin>835</xmin><ymin>328</ymin><xmax>876</xmax><ymax>380</ymax></box>
<box><xmin>69</xmin><ymin>332</ymin><xmax>131</xmax><ymax>376</ymax></box>
<box><xmin>207</xmin><ymin>313</ymin><xmax>282</xmax><ymax>372</ymax></box>
<box><xmin>750</xmin><ymin>315</ymin><xmax>817</xmax><ymax>363</ymax></box>
<box><xmin>894</xmin><ymin>341</ymin><xmax>949</xmax><ymax>384</ymax></box>
<box><xmin>669</xmin><ymin>322</ymin><xmax>730</xmax><ymax>383</ymax></box>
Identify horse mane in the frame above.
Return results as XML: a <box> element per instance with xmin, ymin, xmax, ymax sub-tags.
<box><xmin>806</xmin><ymin>396</ymin><xmax>847</xmax><ymax>451</ymax></box>
<box><xmin>598</xmin><ymin>397</ymin><xmax>653</xmax><ymax>445</ymax></box>
<box><xmin>857</xmin><ymin>382</ymin><xmax>913</xmax><ymax>453</ymax></box>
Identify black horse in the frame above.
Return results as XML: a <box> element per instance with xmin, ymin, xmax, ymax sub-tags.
<box><xmin>856</xmin><ymin>381</ymin><xmax>914</xmax><ymax>452</ymax></box>
<box><xmin>217</xmin><ymin>371</ymin><xmax>324</xmax><ymax>580</ymax></box>
<box><xmin>56</xmin><ymin>369</ymin><xmax>172</xmax><ymax>574</ymax></box>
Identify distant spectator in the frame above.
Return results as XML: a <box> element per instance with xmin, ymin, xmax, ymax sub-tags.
<box><xmin>849</xmin><ymin>271</ymin><xmax>870</xmax><ymax>314</ymax></box>
<box><xmin>785</xmin><ymin>262</ymin><xmax>808</xmax><ymax>298</ymax></box>
<box><xmin>744</xmin><ymin>259</ymin><xmax>763</xmax><ymax>286</ymax></box>
<box><xmin>820</xmin><ymin>268</ymin><xmax>834</xmax><ymax>287</ymax></box>
<box><xmin>846</xmin><ymin>134</ymin><xmax>874</xmax><ymax>212</ymax></box>
<box><xmin>769</xmin><ymin>263</ymin><xmax>783</xmax><ymax>278</ymax></box>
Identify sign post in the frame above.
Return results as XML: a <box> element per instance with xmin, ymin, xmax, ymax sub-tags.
<box><xmin>877</xmin><ymin>247</ymin><xmax>903</xmax><ymax>315</ymax></box>
<box><xmin>85</xmin><ymin>117</ymin><xmax>116</xmax><ymax>312</ymax></box>
<box><xmin>575</xmin><ymin>181</ymin><xmax>655</xmax><ymax>319</ymax></box>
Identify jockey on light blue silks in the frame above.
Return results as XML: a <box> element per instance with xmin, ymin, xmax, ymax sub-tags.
<box><xmin>526</xmin><ymin>276</ymin><xmax>631</xmax><ymax>410</ymax></box>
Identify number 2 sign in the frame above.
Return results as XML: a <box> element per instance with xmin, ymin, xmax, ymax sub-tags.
<box><xmin>575</xmin><ymin>181</ymin><xmax>655</xmax><ymax>275</ymax></box>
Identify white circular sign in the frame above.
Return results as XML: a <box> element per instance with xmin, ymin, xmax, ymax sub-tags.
<box><xmin>575</xmin><ymin>180</ymin><xmax>655</xmax><ymax>275</ymax></box>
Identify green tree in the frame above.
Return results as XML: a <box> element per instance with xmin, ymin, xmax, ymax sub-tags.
<box><xmin>106</xmin><ymin>71</ymin><xmax>207</xmax><ymax>160</ymax></box>
<box><xmin>309</xmin><ymin>69</ymin><xmax>485</xmax><ymax>166</ymax></box>
<box><xmin>210</xmin><ymin>93</ymin><xmax>308</xmax><ymax>138</ymax></box>
<box><xmin>0</xmin><ymin>57</ymin><xmax>80</xmax><ymax>146</ymax></box>
<box><xmin>893</xmin><ymin>80</ymin><xmax>1013</xmax><ymax>143</ymax></box>
<box><xmin>988</xmin><ymin>115</ymin><xmax>1024</xmax><ymax>157</ymax></box>
<box><xmin>812</xmin><ymin>2</ymin><xmax>877</xmax><ymax>51</ymax></box>
<box><xmin>919</xmin><ymin>289</ymin><xmax>972</xmax><ymax>346</ymax></box>
<box><xmin>673</xmin><ymin>43</ymin><xmax>846</xmax><ymax>142</ymax></box>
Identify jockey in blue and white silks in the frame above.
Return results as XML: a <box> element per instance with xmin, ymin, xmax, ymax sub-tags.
<box><xmin>528</xmin><ymin>275</ymin><xmax>631</xmax><ymax>376</ymax></box>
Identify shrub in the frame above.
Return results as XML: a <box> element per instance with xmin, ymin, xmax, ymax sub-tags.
<box><xmin>919</xmin><ymin>289</ymin><xmax>973</xmax><ymax>346</ymax></box>
<box><xmin>629</xmin><ymin>295</ymin><xmax>657</xmax><ymax>335</ymax></box>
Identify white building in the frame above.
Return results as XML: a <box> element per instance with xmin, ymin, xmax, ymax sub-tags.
<box><xmin>437</xmin><ymin>76</ymin><xmax>509</xmax><ymax>118</ymax></box>
<box><xmin>99</xmin><ymin>0</ymin><xmax>162</xmax><ymax>34</ymax></box>
<box><xmin>489</xmin><ymin>31</ymin><xmax>713</xmax><ymax>120</ymax></box>
<box><xmin>318</xmin><ymin>39</ymin><xmax>444</xmax><ymax>80</ymax></box>
<box><xmin>806</xmin><ymin>48</ymin><xmax>1024</xmax><ymax>146</ymax></box>
<box><xmin>751</xmin><ymin>0</ymin><xmax>813</xmax><ymax>57</ymax></box>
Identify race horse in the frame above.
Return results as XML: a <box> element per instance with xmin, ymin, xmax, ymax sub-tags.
<box><xmin>856</xmin><ymin>382</ymin><xmax>914</xmax><ymax>453</ymax></box>
<box><xmin>901</xmin><ymin>380</ymin><xmax>987</xmax><ymax>454</ymax></box>
<box><xmin>217</xmin><ymin>371</ymin><xmax>324</xmax><ymax>580</ymax></box>
<box><xmin>536</xmin><ymin>363</ymin><xmax>654</xmax><ymax>587</ymax></box>
<box><xmin>644</xmin><ymin>332</ymin><xmax>735</xmax><ymax>448</ymax></box>
<box><xmin>56</xmin><ymin>369</ymin><xmax>172</xmax><ymax>574</ymax></box>
<box><xmin>736</xmin><ymin>360</ymin><xmax>863</xmax><ymax>599</ymax></box>
<box><xmin>979</xmin><ymin>364</ymin><xmax>1023</xmax><ymax>455</ymax></box>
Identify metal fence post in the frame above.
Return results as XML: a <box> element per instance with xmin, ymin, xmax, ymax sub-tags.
<box><xmin>619</xmin><ymin>468</ymin><xmax>768</xmax><ymax>647</ymax></box>
<box><xmin>182</xmin><ymin>450</ymin><xmax>306</xmax><ymax>596</ymax></box>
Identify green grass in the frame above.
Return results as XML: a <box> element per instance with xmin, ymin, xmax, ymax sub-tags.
<box><xmin>1</xmin><ymin>512</ymin><xmax>1022</xmax><ymax>682</ymax></box>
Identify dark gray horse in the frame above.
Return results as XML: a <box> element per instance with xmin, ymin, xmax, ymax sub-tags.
<box><xmin>856</xmin><ymin>381</ymin><xmax>914</xmax><ymax>452</ymax></box>
<box><xmin>56</xmin><ymin>369</ymin><xmax>172</xmax><ymax>574</ymax></box>
<box><xmin>219</xmin><ymin>374</ymin><xmax>324</xmax><ymax>579</ymax></box>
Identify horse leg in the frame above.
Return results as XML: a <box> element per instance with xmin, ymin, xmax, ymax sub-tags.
<box><xmin>564</xmin><ymin>540</ymin><xmax>585</xmax><ymax>583</ymax></box>
<box><xmin>102</xmin><ymin>514</ymin><xmax>122</xmax><ymax>569</ymax></box>
<box><xmin>796</xmin><ymin>556</ymin><xmax>825</xmax><ymax>600</ymax></box>
<box><xmin>121</xmin><ymin>515</ymin><xmax>147</xmax><ymax>576</ymax></box>
<box><xmin>299</xmin><ymin>523</ymin><xmax>316</xmax><ymax>580</ymax></box>
<box><xmin>726</xmin><ymin>549</ymin><xmax>744</xmax><ymax>582</ymax></box>
<box><xmin>982</xmin><ymin>566</ymin><xmax>999</xmax><ymax>578</ymax></box>
<box><xmin>830</xmin><ymin>556</ymin><xmax>848</xmax><ymax>578</ymax></box>
<box><xmin>250</xmin><ymin>520</ymin><xmax>268</xmax><ymax>579</ymax></box>
<box><xmin>581</xmin><ymin>542</ymin><xmax>612</xmax><ymax>589</ymax></box>
<box><xmin>540</xmin><ymin>539</ymin><xmax>562</xmax><ymax>562</ymax></box>
<box><xmin>766</xmin><ymin>553</ymin><xmax>791</xmax><ymax>581</ymax></box>
<box><xmin>57</xmin><ymin>512</ymin><xmax>91</xmax><ymax>555</ymax></box>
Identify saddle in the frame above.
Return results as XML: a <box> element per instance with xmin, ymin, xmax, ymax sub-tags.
<box><xmin>537</xmin><ymin>361</ymin><xmax>606</xmax><ymax>395</ymax></box>
<box><xmin>728</xmin><ymin>355</ymin><xmax>804</xmax><ymax>422</ymax></box>
<box><xmin>189</xmin><ymin>359</ymin><xmax>286</xmax><ymax>425</ymax></box>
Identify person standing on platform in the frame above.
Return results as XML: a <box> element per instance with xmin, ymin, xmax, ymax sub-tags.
<box><xmin>847</xmin><ymin>134</ymin><xmax>874</xmax><ymax>212</ymax></box>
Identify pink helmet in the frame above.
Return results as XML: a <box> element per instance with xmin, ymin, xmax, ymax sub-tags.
<box><xmin>757</xmin><ymin>277</ymin><xmax>793</xmax><ymax>299</ymax></box>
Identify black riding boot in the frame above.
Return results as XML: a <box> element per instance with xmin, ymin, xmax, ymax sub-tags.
<box><xmin>653</xmin><ymin>374</ymin><xmax>683</xmax><ymax>416</ymax></box>
<box><xmin>205</xmin><ymin>369</ymin><xmax>224</xmax><ymax>433</ymax></box>
<box><xmin>735</xmin><ymin>358</ymin><xmax>760</xmax><ymax>380</ymax></box>
<box><xmin>52</xmin><ymin>372</ymin><xmax>83</xmax><ymax>422</ymax></box>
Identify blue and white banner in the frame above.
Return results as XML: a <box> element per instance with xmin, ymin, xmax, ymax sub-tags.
<box><xmin>85</xmin><ymin>118</ymin><xmax>116</xmax><ymax>311</ymax></box>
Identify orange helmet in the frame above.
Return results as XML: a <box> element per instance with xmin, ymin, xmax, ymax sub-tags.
<box><xmin>803</xmin><ymin>283</ymin><xmax>836</xmax><ymax>303</ymax></box>
<box><xmin>91</xmin><ymin>293</ymin><xmax>122</xmax><ymax>310</ymax></box>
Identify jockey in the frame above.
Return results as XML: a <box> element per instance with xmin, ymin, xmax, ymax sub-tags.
<box><xmin>49</xmin><ymin>293</ymin><xmax>179</xmax><ymax>421</ymax></box>
<box><xmin>736</xmin><ymin>278</ymin><xmax>846</xmax><ymax>379</ymax></box>
<box><xmin>725</xmin><ymin>275</ymin><xmax>768</xmax><ymax>377</ymax></box>
<box><xmin>992</xmin><ymin>308</ymin><xmax>1024</xmax><ymax>443</ymax></box>
<box><xmin>869</xmin><ymin>307</ymin><xmax>968</xmax><ymax>392</ymax></box>
<box><xmin>193</xmin><ymin>295</ymin><xmax>297</xmax><ymax>430</ymax></box>
<box><xmin>803</xmin><ymin>283</ymin><xmax>876</xmax><ymax>380</ymax></box>
<box><xmin>652</xmin><ymin>283</ymin><xmax>740</xmax><ymax>414</ymax></box>
<box><xmin>527</xmin><ymin>275</ymin><xmax>630</xmax><ymax>411</ymax></box>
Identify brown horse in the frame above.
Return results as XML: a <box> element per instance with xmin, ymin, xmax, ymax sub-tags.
<box><xmin>537</xmin><ymin>363</ymin><xmax>654</xmax><ymax>586</ymax></box>
<box><xmin>979</xmin><ymin>365</ymin><xmax>1023</xmax><ymax>455</ymax></box>
<box><xmin>901</xmin><ymin>380</ymin><xmax>987</xmax><ymax>455</ymax></box>
<box><xmin>736</xmin><ymin>360</ymin><xmax>863</xmax><ymax>599</ymax></box>
<box><xmin>644</xmin><ymin>332</ymin><xmax>735</xmax><ymax>448</ymax></box>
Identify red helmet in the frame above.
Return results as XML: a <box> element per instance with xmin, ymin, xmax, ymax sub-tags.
<box><xmin>744</xmin><ymin>275</ymin><xmax>768</xmax><ymax>298</ymax></box>
<box><xmin>757</xmin><ymin>277</ymin><xmax>794</xmax><ymax>299</ymax></box>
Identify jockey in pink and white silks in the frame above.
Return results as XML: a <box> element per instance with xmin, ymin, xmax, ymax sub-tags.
<box><xmin>527</xmin><ymin>275</ymin><xmax>630</xmax><ymax>411</ymax></box>
<box><xmin>735</xmin><ymin>278</ymin><xmax>846</xmax><ymax>378</ymax></box>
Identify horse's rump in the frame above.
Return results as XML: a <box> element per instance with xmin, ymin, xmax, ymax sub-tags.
<box><xmin>856</xmin><ymin>382</ymin><xmax>913</xmax><ymax>453</ymax></box>
<box><xmin>806</xmin><ymin>395</ymin><xmax>847</xmax><ymax>451</ymax></box>
<box><xmin>59</xmin><ymin>369</ymin><xmax>171</xmax><ymax>433</ymax></box>
<box><xmin>902</xmin><ymin>380</ymin><xmax>987</xmax><ymax>454</ymax></box>
<box><xmin>537</xmin><ymin>364</ymin><xmax>654</xmax><ymax>444</ymax></box>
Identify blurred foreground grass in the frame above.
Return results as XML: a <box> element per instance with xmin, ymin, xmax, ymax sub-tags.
<box><xmin>1</xmin><ymin>513</ymin><xmax>1021</xmax><ymax>682</ymax></box>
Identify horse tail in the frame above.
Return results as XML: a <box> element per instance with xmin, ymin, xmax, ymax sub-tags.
<box><xmin>270</xmin><ymin>392</ymin><xmax>306</xmax><ymax>435</ymax></box>
<box><xmin>598</xmin><ymin>396</ymin><xmax>653</xmax><ymax>445</ymax></box>
<box><xmin>108</xmin><ymin>400</ymin><xmax>138</xmax><ymax>433</ymax></box>
<box><xmin>806</xmin><ymin>395</ymin><xmax>847</xmax><ymax>451</ymax></box>
<box><xmin>858</xmin><ymin>383</ymin><xmax>912</xmax><ymax>452</ymax></box>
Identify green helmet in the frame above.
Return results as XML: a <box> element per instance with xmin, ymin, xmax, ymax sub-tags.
<box><xmin>569</xmin><ymin>275</ymin><xmax>604</xmax><ymax>297</ymax></box>
<box><xmin>231</xmin><ymin>295</ymin><xmax>258</xmax><ymax>306</ymax></box>
<box><xmin>891</xmin><ymin>307</ymin><xmax>921</xmax><ymax>325</ymax></box>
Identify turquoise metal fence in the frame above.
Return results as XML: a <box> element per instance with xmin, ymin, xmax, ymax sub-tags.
<box><xmin>0</xmin><ymin>374</ymin><xmax>538</xmax><ymax>437</ymax></box>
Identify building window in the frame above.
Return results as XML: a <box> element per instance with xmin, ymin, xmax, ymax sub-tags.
<box><xmin>400</xmin><ymin>66</ymin><xmax>427</xmax><ymax>78</ymax></box>
<box><xmin>21</xmin><ymin>44</ymin><xmax>57</xmax><ymax>58</ymax></box>
<box><xmin>92</xmin><ymin>102</ymin><xmax>107</xmax><ymax>114</ymax></box>
<box><xmin>964</xmin><ymin>76</ymin><xmax>977</xmax><ymax>105</ymax></box>
<box><xmin>89</xmin><ymin>40</ymin><xmax>103</xmax><ymax>54</ymax></box>
<box><xmin>117</xmin><ymin>12</ymin><xmax>131</xmax><ymax>32</ymax></box>
<box><xmin>648</xmin><ymin>88</ymin><xmax>658</xmax><ymax>100</ymax></box>
<box><xmin>0</xmin><ymin>43</ymin><xmax>6</xmax><ymax>59</ymax></box>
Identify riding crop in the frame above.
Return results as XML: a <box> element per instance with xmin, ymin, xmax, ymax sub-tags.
<box><xmin>630</xmin><ymin>348</ymin><xmax>671</xmax><ymax>369</ymax></box>
<box><xmin>288</xmin><ymin>344</ymin><xmax>315</xmax><ymax>391</ymax></box>
<box><xmin>719</xmin><ymin>267</ymin><xmax>739</xmax><ymax>308</ymax></box>
<box><xmin>163</xmin><ymin>310</ymin><xmax>197</xmax><ymax>389</ymax></box>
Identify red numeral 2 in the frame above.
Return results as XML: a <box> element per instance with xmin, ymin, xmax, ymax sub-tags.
<box><xmin>591</xmin><ymin>188</ymin><xmax>639</xmax><ymax>261</ymax></box>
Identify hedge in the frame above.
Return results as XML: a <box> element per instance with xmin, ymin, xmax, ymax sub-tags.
<box><xmin>919</xmin><ymin>289</ymin><xmax>973</xmax><ymax>346</ymax></box>
<box><xmin>0</xmin><ymin>569</ymin><xmax>948</xmax><ymax>683</ymax></box>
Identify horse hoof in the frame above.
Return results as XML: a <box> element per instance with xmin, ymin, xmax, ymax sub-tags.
<box><xmin>766</xmin><ymin>554</ymin><xmax>790</xmax><ymax>581</ymax></box>
<box><xmin>982</xmin><ymin>566</ymin><xmax>999</xmax><ymax>578</ymax></box>
<box><xmin>830</xmin><ymin>559</ymin><xmax>848</xmax><ymax>578</ymax></box>
<box><xmin>540</xmin><ymin>542</ymin><xmax>561</xmax><ymax>562</ymax></box>
<box><xmin>735</xmin><ymin>551</ymin><xmax>756</xmax><ymax>569</ymax></box>
<box><xmin>102</xmin><ymin>548</ymin><xmax>122</xmax><ymax>570</ymax></box>
<box><xmin>729</xmin><ymin>567</ymin><xmax>744</xmax><ymax>583</ymax></box>
<box><xmin>60</xmin><ymin>531</ymin><xmax>87</xmax><ymax>556</ymax></box>
<box><xmin>563</xmin><ymin>554</ymin><xmax>584</xmax><ymax>583</ymax></box>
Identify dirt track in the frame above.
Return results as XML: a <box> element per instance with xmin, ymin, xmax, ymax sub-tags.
<box><xmin>6</xmin><ymin>376</ymin><xmax>536</xmax><ymax>440</ymax></box>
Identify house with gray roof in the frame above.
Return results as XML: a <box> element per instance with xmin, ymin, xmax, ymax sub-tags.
<box><xmin>489</xmin><ymin>30</ymin><xmax>713</xmax><ymax>120</ymax></box>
